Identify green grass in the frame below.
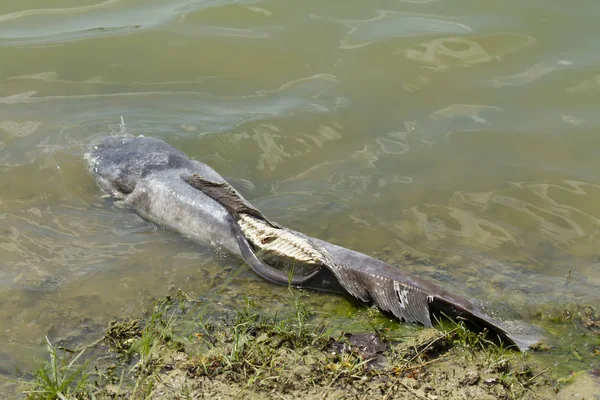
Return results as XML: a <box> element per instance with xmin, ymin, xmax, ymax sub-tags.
<box><xmin>433</xmin><ymin>315</ymin><xmax>547</xmax><ymax>399</ymax></box>
<box><xmin>20</xmin><ymin>289</ymin><xmax>568</xmax><ymax>399</ymax></box>
<box><xmin>189</xmin><ymin>290</ymin><xmax>335</xmax><ymax>384</ymax></box>
<box><xmin>24</xmin><ymin>337</ymin><xmax>93</xmax><ymax>400</ymax></box>
<box><xmin>110</xmin><ymin>301</ymin><xmax>183</xmax><ymax>399</ymax></box>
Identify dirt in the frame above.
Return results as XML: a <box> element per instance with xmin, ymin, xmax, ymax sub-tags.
<box><xmin>93</xmin><ymin>313</ymin><xmax>599</xmax><ymax>400</ymax></box>
<box><xmin>143</xmin><ymin>353</ymin><xmax>600</xmax><ymax>400</ymax></box>
<box><xmin>20</xmin><ymin>292</ymin><xmax>600</xmax><ymax>400</ymax></box>
<box><xmin>121</xmin><ymin>332</ymin><xmax>600</xmax><ymax>400</ymax></box>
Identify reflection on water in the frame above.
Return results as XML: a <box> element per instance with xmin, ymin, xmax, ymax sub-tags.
<box><xmin>312</xmin><ymin>11</ymin><xmax>472</xmax><ymax>49</ymax></box>
<box><xmin>0</xmin><ymin>0</ymin><xmax>259</xmax><ymax>46</ymax></box>
<box><xmin>2</xmin><ymin>0</ymin><xmax>600</xmax><ymax>396</ymax></box>
<box><xmin>403</xmin><ymin>33</ymin><xmax>536</xmax><ymax>68</ymax></box>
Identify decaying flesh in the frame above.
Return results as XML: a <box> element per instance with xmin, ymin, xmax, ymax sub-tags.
<box><xmin>237</xmin><ymin>214</ymin><xmax>324</xmax><ymax>265</ymax></box>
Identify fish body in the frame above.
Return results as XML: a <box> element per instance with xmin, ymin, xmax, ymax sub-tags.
<box><xmin>85</xmin><ymin>135</ymin><xmax>539</xmax><ymax>351</ymax></box>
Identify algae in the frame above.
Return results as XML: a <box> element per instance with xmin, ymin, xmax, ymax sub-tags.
<box><xmin>17</xmin><ymin>288</ymin><xmax>600</xmax><ymax>400</ymax></box>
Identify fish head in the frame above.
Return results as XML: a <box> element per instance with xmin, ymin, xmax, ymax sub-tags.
<box><xmin>84</xmin><ymin>135</ymin><xmax>191</xmax><ymax>198</ymax></box>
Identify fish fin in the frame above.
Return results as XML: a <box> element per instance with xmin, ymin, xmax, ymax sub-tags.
<box><xmin>502</xmin><ymin>332</ymin><xmax>542</xmax><ymax>351</ymax></box>
<box><xmin>430</xmin><ymin>297</ymin><xmax>542</xmax><ymax>351</ymax></box>
<box><xmin>346</xmin><ymin>268</ymin><xmax>541</xmax><ymax>350</ymax></box>
<box><xmin>225</xmin><ymin>177</ymin><xmax>256</xmax><ymax>197</ymax></box>
<box><xmin>483</xmin><ymin>316</ymin><xmax>542</xmax><ymax>351</ymax></box>
<box><xmin>331</xmin><ymin>267</ymin><xmax>432</xmax><ymax>326</ymax></box>
<box><xmin>323</xmin><ymin>253</ymin><xmax>541</xmax><ymax>349</ymax></box>
<box><xmin>181</xmin><ymin>173</ymin><xmax>267</xmax><ymax>221</ymax></box>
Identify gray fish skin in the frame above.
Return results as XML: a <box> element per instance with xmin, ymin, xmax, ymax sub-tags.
<box><xmin>85</xmin><ymin>135</ymin><xmax>540</xmax><ymax>351</ymax></box>
<box><xmin>85</xmin><ymin>135</ymin><xmax>241</xmax><ymax>256</ymax></box>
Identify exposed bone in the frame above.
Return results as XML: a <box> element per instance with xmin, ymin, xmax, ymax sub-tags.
<box><xmin>237</xmin><ymin>214</ymin><xmax>324</xmax><ymax>265</ymax></box>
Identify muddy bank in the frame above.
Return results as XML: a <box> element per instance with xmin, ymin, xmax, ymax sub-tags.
<box><xmin>18</xmin><ymin>289</ymin><xmax>600</xmax><ymax>399</ymax></box>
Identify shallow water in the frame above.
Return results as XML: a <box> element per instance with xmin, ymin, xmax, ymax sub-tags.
<box><xmin>1</xmin><ymin>0</ymin><xmax>600</xmax><ymax>395</ymax></box>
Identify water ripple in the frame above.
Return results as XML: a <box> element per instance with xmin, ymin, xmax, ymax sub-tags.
<box><xmin>0</xmin><ymin>0</ymin><xmax>255</xmax><ymax>46</ymax></box>
<box><xmin>312</xmin><ymin>10</ymin><xmax>472</xmax><ymax>49</ymax></box>
<box><xmin>0</xmin><ymin>74</ymin><xmax>343</xmax><ymax>166</ymax></box>
<box><xmin>402</xmin><ymin>33</ymin><xmax>536</xmax><ymax>68</ymax></box>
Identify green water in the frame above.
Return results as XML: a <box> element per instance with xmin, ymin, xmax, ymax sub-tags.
<box><xmin>1</xmin><ymin>0</ymin><xmax>600</xmax><ymax>395</ymax></box>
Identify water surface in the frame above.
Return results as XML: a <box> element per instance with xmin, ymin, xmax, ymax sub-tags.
<box><xmin>1</xmin><ymin>0</ymin><xmax>600</xmax><ymax>395</ymax></box>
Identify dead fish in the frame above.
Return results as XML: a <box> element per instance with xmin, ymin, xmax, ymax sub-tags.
<box><xmin>85</xmin><ymin>134</ymin><xmax>540</xmax><ymax>351</ymax></box>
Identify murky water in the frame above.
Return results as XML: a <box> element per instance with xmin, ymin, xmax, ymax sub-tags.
<box><xmin>2</xmin><ymin>0</ymin><xmax>600</xmax><ymax>395</ymax></box>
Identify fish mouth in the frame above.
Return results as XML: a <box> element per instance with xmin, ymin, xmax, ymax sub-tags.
<box><xmin>84</xmin><ymin>134</ymin><xmax>135</xmax><ymax>198</ymax></box>
<box><xmin>83</xmin><ymin>151</ymin><xmax>97</xmax><ymax>174</ymax></box>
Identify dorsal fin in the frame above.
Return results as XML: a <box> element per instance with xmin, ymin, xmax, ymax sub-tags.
<box><xmin>182</xmin><ymin>173</ymin><xmax>269</xmax><ymax>222</ymax></box>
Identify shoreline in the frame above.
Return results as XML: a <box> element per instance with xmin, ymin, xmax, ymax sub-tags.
<box><xmin>15</xmin><ymin>288</ymin><xmax>600</xmax><ymax>399</ymax></box>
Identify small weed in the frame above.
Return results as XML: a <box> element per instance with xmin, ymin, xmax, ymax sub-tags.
<box><xmin>435</xmin><ymin>315</ymin><xmax>496</xmax><ymax>351</ymax></box>
<box><xmin>24</xmin><ymin>337</ymin><xmax>94</xmax><ymax>400</ymax></box>
<box><xmin>185</xmin><ymin>288</ymin><xmax>370</xmax><ymax>390</ymax></box>
<box><xmin>94</xmin><ymin>299</ymin><xmax>187</xmax><ymax>399</ymax></box>
<box><xmin>20</xmin><ymin>291</ymin><xmax>559</xmax><ymax>399</ymax></box>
